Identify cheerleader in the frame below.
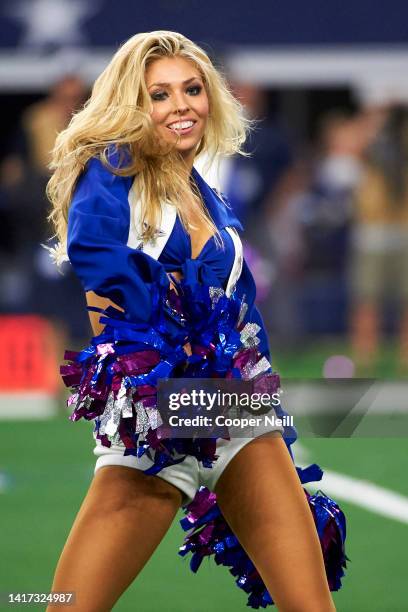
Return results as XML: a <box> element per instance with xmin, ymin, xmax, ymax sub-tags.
<box><xmin>45</xmin><ymin>31</ymin><xmax>347</xmax><ymax>611</ymax></box>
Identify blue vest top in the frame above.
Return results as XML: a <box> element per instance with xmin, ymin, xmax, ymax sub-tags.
<box><xmin>67</xmin><ymin>154</ymin><xmax>273</xmax><ymax>362</ymax></box>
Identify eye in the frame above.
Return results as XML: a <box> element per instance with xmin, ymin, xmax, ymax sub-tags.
<box><xmin>151</xmin><ymin>90</ymin><xmax>168</xmax><ymax>101</ymax></box>
<box><xmin>187</xmin><ymin>85</ymin><xmax>202</xmax><ymax>95</ymax></box>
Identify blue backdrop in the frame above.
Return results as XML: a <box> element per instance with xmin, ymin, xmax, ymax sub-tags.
<box><xmin>0</xmin><ymin>0</ymin><xmax>407</xmax><ymax>50</ymax></box>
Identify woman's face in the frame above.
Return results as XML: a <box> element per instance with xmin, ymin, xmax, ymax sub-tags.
<box><xmin>145</xmin><ymin>56</ymin><xmax>209</xmax><ymax>165</ymax></box>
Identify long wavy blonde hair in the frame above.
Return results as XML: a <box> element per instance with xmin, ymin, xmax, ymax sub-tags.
<box><xmin>46</xmin><ymin>30</ymin><xmax>253</xmax><ymax>264</ymax></box>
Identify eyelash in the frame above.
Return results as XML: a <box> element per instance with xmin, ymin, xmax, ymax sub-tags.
<box><xmin>151</xmin><ymin>85</ymin><xmax>202</xmax><ymax>101</ymax></box>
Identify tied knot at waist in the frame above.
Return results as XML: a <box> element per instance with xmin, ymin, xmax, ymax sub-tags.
<box><xmin>162</xmin><ymin>258</ymin><xmax>223</xmax><ymax>289</ymax></box>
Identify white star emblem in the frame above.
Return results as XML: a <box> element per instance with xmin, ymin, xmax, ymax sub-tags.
<box><xmin>4</xmin><ymin>0</ymin><xmax>99</xmax><ymax>48</ymax></box>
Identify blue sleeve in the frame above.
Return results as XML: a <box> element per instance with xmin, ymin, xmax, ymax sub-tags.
<box><xmin>67</xmin><ymin>156</ymin><xmax>168</xmax><ymax>323</ymax></box>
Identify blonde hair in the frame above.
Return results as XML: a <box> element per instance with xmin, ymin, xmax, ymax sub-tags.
<box><xmin>46</xmin><ymin>30</ymin><xmax>253</xmax><ymax>264</ymax></box>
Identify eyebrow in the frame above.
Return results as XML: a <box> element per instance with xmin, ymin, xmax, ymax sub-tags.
<box><xmin>148</xmin><ymin>76</ymin><xmax>202</xmax><ymax>89</ymax></box>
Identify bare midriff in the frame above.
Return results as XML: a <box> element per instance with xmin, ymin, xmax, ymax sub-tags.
<box><xmin>85</xmin><ymin>269</ymin><xmax>192</xmax><ymax>356</ymax></box>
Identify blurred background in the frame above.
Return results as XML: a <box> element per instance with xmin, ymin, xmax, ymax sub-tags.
<box><xmin>0</xmin><ymin>1</ymin><xmax>407</xmax><ymax>611</ymax></box>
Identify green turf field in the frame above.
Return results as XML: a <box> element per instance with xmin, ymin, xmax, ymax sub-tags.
<box><xmin>1</xmin><ymin>340</ymin><xmax>407</xmax><ymax>611</ymax></box>
<box><xmin>1</xmin><ymin>416</ymin><xmax>407</xmax><ymax>611</ymax></box>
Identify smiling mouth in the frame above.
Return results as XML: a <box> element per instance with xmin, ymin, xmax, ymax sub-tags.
<box><xmin>166</xmin><ymin>120</ymin><xmax>196</xmax><ymax>134</ymax></box>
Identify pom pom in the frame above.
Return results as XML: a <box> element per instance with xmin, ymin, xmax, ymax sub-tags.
<box><xmin>179</xmin><ymin>482</ymin><xmax>349</xmax><ymax>609</ymax></box>
<box><xmin>61</xmin><ymin>279</ymin><xmax>284</xmax><ymax>474</ymax></box>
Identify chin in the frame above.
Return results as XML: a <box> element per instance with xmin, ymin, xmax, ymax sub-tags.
<box><xmin>176</xmin><ymin>142</ymin><xmax>199</xmax><ymax>153</ymax></box>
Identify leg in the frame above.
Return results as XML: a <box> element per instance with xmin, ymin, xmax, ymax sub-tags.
<box><xmin>348</xmin><ymin>247</ymin><xmax>384</xmax><ymax>374</ymax></box>
<box><xmin>214</xmin><ymin>432</ymin><xmax>336</xmax><ymax>612</ymax></box>
<box><xmin>350</xmin><ymin>300</ymin><xmax>380</xmax><ymax>373</ymax></box>
<box><xmin>47</xmin><ymin>466</ymin><xmax>183</xmax><ymax>612</ymax></box>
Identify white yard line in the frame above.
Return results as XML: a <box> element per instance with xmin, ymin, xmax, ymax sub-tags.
<box><xmin>305</xmin><ymin>468</ymin><xmax>408</xmax><ymax>525</ymax></box>
<box><xmin>294</xmin><ymin>442</ymin><xmax>408</xmax><ymax>524</ymax></box>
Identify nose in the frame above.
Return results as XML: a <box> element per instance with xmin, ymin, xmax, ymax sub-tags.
<box><xmin>173</xmin><ymin>91</ymin><xmax>190</xmax><ymax>115</ymax></box>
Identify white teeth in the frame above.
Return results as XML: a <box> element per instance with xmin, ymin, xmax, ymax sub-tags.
<box><xmin>168</xmin><ymin>120</ymin><xmax>194</xmax><ymax>130</ymax></box>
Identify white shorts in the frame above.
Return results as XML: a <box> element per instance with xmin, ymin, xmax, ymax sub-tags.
<box><xmin>93</xmin><ymin>426</ymin><xmax>284</xmax><ymax>507</ymax></box>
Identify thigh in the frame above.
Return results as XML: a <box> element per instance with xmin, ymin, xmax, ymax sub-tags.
<box><xmin>199</xmin><ymin>431</ymin><xmax>283</xmax><ymax>493</ymax></box>
<box><xmin>214</xmin><ymin>434</ymin><xmax>335</xmax><ymax>612</ymax></box>
<box><xmin>48</xmin><ymin>466</ymin><xmax>182</xmax><ymax>611</ymax></box>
